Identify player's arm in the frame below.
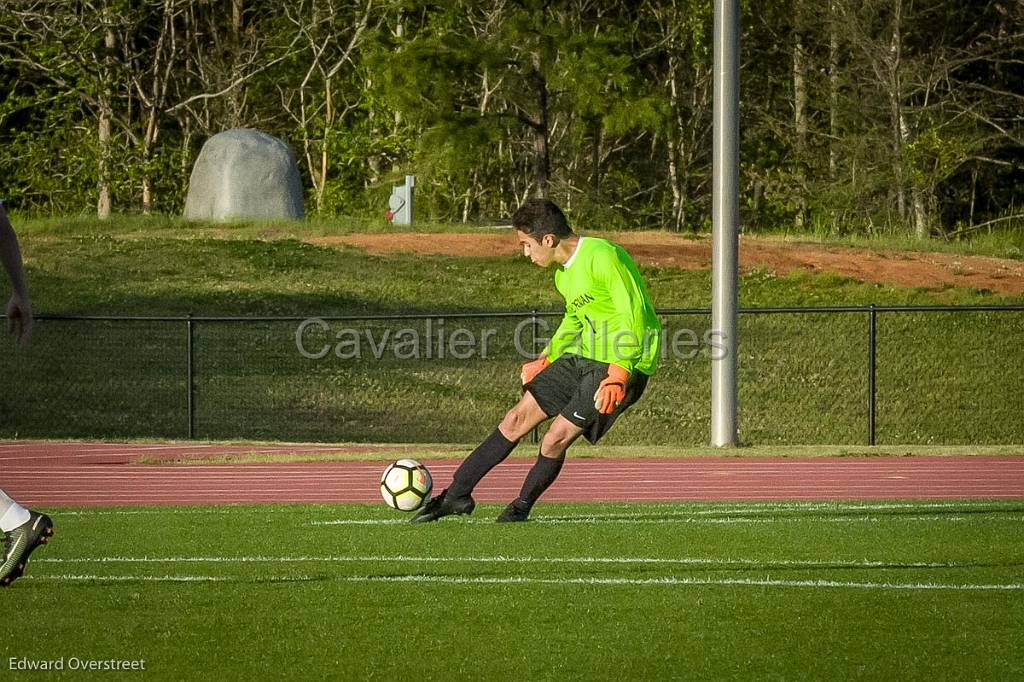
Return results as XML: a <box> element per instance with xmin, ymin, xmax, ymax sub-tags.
<box><xmin>591</xmin><ymin>249</ymin><xmax>656</xmax><ymax>413</ymax></box>
<box><xmin>521</xmin><ymin>310</ymin><xmax>582</xmax><ymax>384</ymax></box>
<box><xmin>0</xmin><ymin>200</ymin><xmax>33</xmax><ymax>345</ymax></box>
<box><xmin>545</xmin><ymin>309</ymin><xmax>583</xmax><ymax>363</ymax></box>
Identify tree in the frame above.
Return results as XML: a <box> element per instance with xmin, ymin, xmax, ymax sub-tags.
<box><xmin>830</xmin><ymin>0</ymin><xmax>1023</xmax><ymax>236</ymax></box>
<box><xmin>636</xmin><ymin>0</ymin><xmax>713</xmax><ymax>231</ymax></box>
<box><xmin>282</xmin><ymin>0</ymin><xmax>374</xmax><ymax>214</ymax></box>
<box><xmin>1</xmin><ymin>0</ymin><xmax>1019</xmax><ymax>233</ymax></box>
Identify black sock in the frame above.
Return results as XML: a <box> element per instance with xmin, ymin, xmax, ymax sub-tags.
<box><xmin>514</xmin><ymin>452</ymin><xmax>565</xmax><ymax>510</ymax></box>
<box><xmin>449</xmin><ymin>428</ymin><xmax>519</xmax><ymax>498</ymax></box>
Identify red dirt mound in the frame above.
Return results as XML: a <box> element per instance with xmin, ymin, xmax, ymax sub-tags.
<box><xmin>309</xmin><ymin>232</ymin><xmax>1024</xmax><ymax>296</ymax></box>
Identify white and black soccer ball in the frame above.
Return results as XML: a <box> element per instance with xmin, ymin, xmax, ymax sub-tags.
<box><xmin>380</xmin><ymin>459</ymin><xmax>433</xmax><ymax>511</ymax></box>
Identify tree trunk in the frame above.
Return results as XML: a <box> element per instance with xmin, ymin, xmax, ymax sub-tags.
<box><xmin>792</xmin><ymin>0</ymin><xmax>808</xmax><ymax>231</ymax></box>
<box><xmin>97</xmin><ymin>111</ymin><xmax>111</xmax><ymax>219</ymax></box>
<box><xmin>887</xmin><ymin>0</ymin><xmax>907</xmax><ymax>226</ymax></box>
<box><xmin>666</xmin><ymin>128</ymin><xmax>683</xmax><ymax>231</ymax></box>
<box><xmin>685</xmin><ymin>62</ymin><xmax>709</xmax><ymax>233</ymax></box>
<box><xmin>462</xmin><ymin>170</ymin><xmax>479</xmax><ymax>223</ymax></box>
<box><xmin>828</xmin><ymin>0</ymin><xmax>840</xmax><ymax>232</ymax></box>
<box><xmin>394</xmin><ymin>11</ymin><xmax>404</xmax><ymax>128</ymax></box>
<box><xmin>229</xmin><ymin>0</ymin><xmax>245</xmax><ymax>127</ymax></box>
<box><xmin>368</xmin><ymin>8</ymin><xmax>402</xmax><ymax>186</ymax></box>
<box><xmin>97</xmin><ymin>21</ymin><xmax>115</xmax><ymax>219</ymax></box>
<box><xmin>530</xmin><ymin>51</ymin><xmax>550</xmax><ymax>198</ymax></box>
<box><xmin>895</xmin><ymin>58</ymin><xmax>929</xmax><ymax>237</ymax></box>
<box><xmin>666</xmin><ymin>54</ymin><xmax>684</xmax><ymax>232</ymax></box>
<box><xmin>828</xmin><ymin>0</ymin><xmax>839</xmax><ymax>182</ymax></box>
<box><xmin>321</xmin><ymin>77</ymin><xmax>332</xmax><ymax>214</ymax></box>
<box><xmin>532</xmin><ymin>122</ymin><xmax>549</xmax><ymax>199</ymax></box>
<box><xmin>911</xmin><ymin>187</ymin><xmax>929</xmax><ymax>238</ymax></box>
<box><xmin>141</xmin><ymin>0</ymin><xmax>174</xmax><ymax>215</ymax></box>
<box><xmin>141</xmin><ymin>115</ymin><xmax>157</xmax><ymax>214</ymax></box>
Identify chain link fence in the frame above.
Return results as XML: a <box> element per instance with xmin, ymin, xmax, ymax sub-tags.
<box><xmin>1</xmin><ymin>306</ymin><xmax>1021</xmax><ymax>445</ymax></box>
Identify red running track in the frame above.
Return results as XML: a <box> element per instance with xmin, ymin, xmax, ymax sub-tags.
<box><xmin>1</xmin><ymin>441</ymin><xmax>1023</xmax><ymax>507</ymax></box>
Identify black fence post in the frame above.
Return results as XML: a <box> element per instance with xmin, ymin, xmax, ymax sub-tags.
<box><xmin>187</xmin><ymin>316</ymin><xmax>196</xmax><ymax>439</ymax></box>
<box><xmin>867</xmin><ymin>305</ymin><xmax>877</xmax><ymax>446</ymax></box>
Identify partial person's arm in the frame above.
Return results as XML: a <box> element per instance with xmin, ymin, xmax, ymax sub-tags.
<box><xmin>0</xmin><ymin>201</ymin><xmax>33</xmax><ymax>345</ymax></box>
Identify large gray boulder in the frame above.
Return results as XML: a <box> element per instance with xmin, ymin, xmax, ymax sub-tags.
<box><xmin>183</xmin><ymin>128</ymin><xmax>304</xmax><ymax>221</ymax></box>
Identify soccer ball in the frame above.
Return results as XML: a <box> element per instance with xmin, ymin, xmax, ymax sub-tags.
<box><xmin>380</xmin><ymin>459</ymin><xmax>433</xmax><ymax>511</ymax></box>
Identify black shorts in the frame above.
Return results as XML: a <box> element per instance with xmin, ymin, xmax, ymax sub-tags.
<box><xmin>524</xmin><ymin>354</ymin><xmax>649</xmax><ymax>444</ymax></box>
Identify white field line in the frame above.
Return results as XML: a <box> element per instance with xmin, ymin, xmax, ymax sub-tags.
<box><xmin>311</xmin><ymin>514</ymin><xmax>1024</xmax><ymax>526</ymax></box>
<box><xmin>52</xmin><ymin>508</ymin><xmax>347</xmax><ymax>516</ymax></box>
<box><xmin>535</xmin><ymin>515</ymin><xmax>1024</xmax><ymax>524</ymax></box>
<box><xmin>21</xmin><ymin>573</ymin><xmax>1024</xmax><ymax>591</ymax></box>
<box><xmin>47</xmin><ymin>499</ymin><xmax>1024</xmax><ymax>519</ymax></box>
<box><xmin>34</xmin><ymin>554</ymin><xmax>985</xmax><ymax>569</ymax></box>
<box><xmin>25</xmin><ymin>574</ymin><xmax>229</xmax><ymax>583</ymax></box>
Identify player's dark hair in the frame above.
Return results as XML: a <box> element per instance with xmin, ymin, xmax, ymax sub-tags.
<box><xmin>512</xmin><ymin>199</ymin><xmax>573</xmax><ymax>242</ymax></box>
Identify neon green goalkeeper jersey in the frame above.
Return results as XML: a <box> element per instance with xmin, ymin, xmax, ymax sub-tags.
<box><xmin>544</xmin><ymin>237</ymin><xmax>661</xmax><ymax>375</ymax></box>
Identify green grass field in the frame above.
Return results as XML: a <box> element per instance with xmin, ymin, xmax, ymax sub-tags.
<box><xmin>3</xmin><ymin>500</ymin><xmax>1022</xmax><ymax>680</ymax></box>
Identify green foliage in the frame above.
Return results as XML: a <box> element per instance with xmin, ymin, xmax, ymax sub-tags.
<box><xmin>0</xmin><ymin>90</ymin><xmax>93</xmax><ymax>213</ymax></box>
<box><xmin>0</xmin><ymin>0</ymin><xmax>1020</xmax><ymax>239</ymax></box>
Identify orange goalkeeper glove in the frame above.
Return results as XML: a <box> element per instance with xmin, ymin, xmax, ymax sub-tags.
<box><xmin>594</xmin><ymin>364</ymin><xmax>629</xmax><ymax>415</ymax></box>
<box><xmin>520</xmin><ymin>356</ymin><xmax>550</xmax><ymax>385</ymax></box>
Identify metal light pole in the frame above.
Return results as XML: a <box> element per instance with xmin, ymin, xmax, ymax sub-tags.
<box><xmin>711</xmin><ymin>0</ymin><xmax>739</xmax><ymax>447</ymax></box>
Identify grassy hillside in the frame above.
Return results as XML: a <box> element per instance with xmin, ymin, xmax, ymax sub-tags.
<box><xmin>13</xmin><ymin>216</ymin><xmax>1024</xmax><ymax>316</ymax></box>
<box><xmin>2</xmin><ymin>217</ymin><xmax>1022</xmax><ymax>446</ymax></box>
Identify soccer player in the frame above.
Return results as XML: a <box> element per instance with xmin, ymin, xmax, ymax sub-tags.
<box><xmin>1</xmin><ymin>199</ymin><xmax>54</xmax><ymax>587</ymax></box>
<box><xmin>413</xmin><ymin>198</ymin><xmax>660</xmax><ymax>522</ymax></box>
